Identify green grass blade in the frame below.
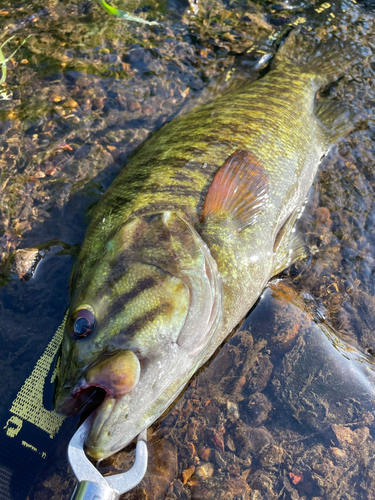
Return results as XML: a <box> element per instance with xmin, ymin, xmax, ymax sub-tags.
<box><xmin>99</xmin><ymin>0</ymin><xmax>159</xmax><ymax>25</ymax></box>
<box><xmin>0</xmin><ymin>35</ymin><xmax>31</xmax><ymax>86</ymax></box>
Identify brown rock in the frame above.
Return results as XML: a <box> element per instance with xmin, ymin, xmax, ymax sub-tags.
<box><xmin>92</xmin><ymin>97</ymin><xmax>104</xmax><ymax>110</ymax></box>
<box><xmin>316</xmin><ymin>206</ymin><xmax>331</xmax><ymax>223</ymax></box>
<box><xmin>128</xmin><ymin>99</ymin><xmax>141</xmax><ymax>112</ymax></box>
<box><xmin>187</xmin><ymin>442</ymin><xmax>196</xmax><ymax>457</ymax></box>
<box><xmin>141</xmin><ymin>439</ymin><xmax>178</xmax><ymax>499</ymax></box>
<box><xmin>64</xmin><ymin>98</ymin><xmax>79</xmax><ymax>109</ymax></box>
<box><xmin>142</xmin><ymin>104</ymin><xmax>154</xmax><ymax>115</ymax></box>
<box><xmin>199</xmin><ymin>447</ymin><xmax>211</xmax><ymax>461</ymax></box>
<box><xmin>331</xmin><ymin>424</ymin><xmax>370</xmax><ymax>447</ymax></box>
<box><xmin>211</xmin><ymin>430</ymin><xmax>224</xmax><ymax>452</ymax></box>
<box><xmin>289</xmin><ymin>472</ymin><xmax>303</xmax><ymax>485</ymax></box>
<box><xmin>223</xmin><ymin>476</ymin><xmax>251</xmax><ymax>497</ymax></box>
<box><xmin>226</xmin><ymin>435</ymin><xmax>236</xmax><ymax>452</ymax></box>
<box><xmin>182</xmin><ymin>465</ymin><xmax>195</xmax><ymax>484</ymax></box>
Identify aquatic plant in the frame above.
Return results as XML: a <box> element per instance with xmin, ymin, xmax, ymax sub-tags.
<box><xmin>0</xmin><ymin>35</ymin><xmax>31</xmax><ymax>86</ymax></box>
<box><xmin>99</xmin><ymin>0</ymin><xmax>159</xmax><ymax>25</ymax></box>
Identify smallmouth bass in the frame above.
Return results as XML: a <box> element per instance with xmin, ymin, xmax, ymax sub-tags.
<box><xmin>54</xmin><ymin>31</ymin><xmax>369</xmax><ymax>459</ymax></box>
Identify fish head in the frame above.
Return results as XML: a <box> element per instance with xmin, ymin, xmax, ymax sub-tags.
<box><xmin>54</xmin><ymin>211</ymin><xmax>222</xmax><ymax>458</ymax></box>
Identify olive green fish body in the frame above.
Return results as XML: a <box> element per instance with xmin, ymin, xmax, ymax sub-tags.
<box><xmin>75</xmin><ymin>66</ymin><xmax>321</xmax><ymax>338</ymax></box>
<box><xmin>54</xmin><ymin>33</ymin><xmax>367</xmax><ymax>458</ymax></box>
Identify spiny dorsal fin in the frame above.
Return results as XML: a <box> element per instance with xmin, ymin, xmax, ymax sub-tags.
<box><xmin>202</xmin><ymin>150</ymin><xmax>269</xmax><ymax>232</ymax></box>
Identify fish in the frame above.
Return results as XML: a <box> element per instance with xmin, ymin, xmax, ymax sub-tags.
<box><xmin>53</xmin><ymin>30</ymin><xmax>369</xmax><ymax>459</ymax></box>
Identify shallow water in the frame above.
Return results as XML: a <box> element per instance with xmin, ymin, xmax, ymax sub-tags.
<box><xmin>0</xmin><ymin>0</ymin><xmax>375</xmax><ymax>498</ymax></box>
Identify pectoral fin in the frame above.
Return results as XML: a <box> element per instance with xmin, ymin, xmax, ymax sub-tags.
<box><xmin>202</xmin><ymin>150</ymin><xmax>269</xmax><ymax>232</ymax></box>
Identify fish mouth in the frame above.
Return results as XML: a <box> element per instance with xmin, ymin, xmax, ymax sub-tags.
<box><xmin>54</xmin><ymin>349</ymin><xmax>141</xmax><ymax>416</ymax></box>
<box><xmin>54</xmin><ymin>380</ymin><xmax>110</xmax><ymax>416</ymax></box>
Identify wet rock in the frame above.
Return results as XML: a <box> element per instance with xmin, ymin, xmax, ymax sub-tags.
<box><xmin>248</xmin><ymin>426</ymin><xmax>274</xmax><ymax>454</ymax></box>
<box><xmin>127</xmin><ymin>99</ymin><xmax>142</xmax><ymax>112</ymax></box>
<box><xmin>273</xmin><ymin>319</ymin><xmax>375</xmax><ymax>431</ymax></box>
<box><xmin>313</xmin><ymin>458</ymin><xmax>334</xmax><ymax>477</ymax></box>
<box><xmin>226</xmin><ymin>400</ymin><xmax>240</xmax><ymax>420</ymax></box>
<box><xmin>331</xmin><ymin>424</ymin><xmax>370</xmax><ymax>447</ymax></box>
<box><xmin>213</xmin><ymin>450</ymin><xmax>226</xmax><ymax>469</ymax></box>
<box><xmin>198</xmin><ymin>447</ymin><xmax>211</xmax><ymax>461</ymax></box>
<box><xmin>243</xmin><ymin>392</ymin><xmax>272</xmax><ymax>427</ymax></box>
<box><xmin>226</xmin><ymin>435</ymin><xmax>236</xmax><ymax>452</ymax></box>
<box><xmin>191</xmin><ymin>482</ymin><xmax>216</xmax><ymax>500</ymax></box>
<box><xmin>330</xmin><ymin>447</ymin><xmax>347</xmax><ymax>460</ymax></box>
<box><xmin>246</xmin><ymin>354</ymin><xmax>273</xmax><ymax>393</ymax></box>
<box><xmin>9</xmin><ymin>248</ymin><xmax>42</xmax><ymax>279</ymax></box>
<box><xmin>92</xmin><ymin>97</ymin><xmax>104</xmax><ymax>110</ymax></box>
<box><xmin>288</xmin><ymin>472</ymin><xmax>303</xmax><ymax>485</ymax></box>
<box><xmin>210</xmin><ymin>430</ymin><xmax>224</xmax><ymax>452</ymax></box>
<box><xmin>172</xmin><ymin>479</ymin><xmax>185</xmax><ymax>497</ymax></box>
<box><xmin>260</xmin><ymin>445</ymin><xmax>285</xmax><ymax>468</ymax></box>
<box><xmin>187</xmin><ymin>442</ymin><xmax>196</xmax><ymax>457</ymax></box>
<box><xmin>233</xmin><ymin>421</ymin><xmax>253</xmax><ymax>460</ymax></box>
<box><xmin>250</xmin><ymin>471</ymin><xmax>277</xmax><ymax>499</ymax></box>
<box><xmin>223</xmin><ymin>476</ymin><xmax>251</xmax><ymax>498</ymax></box>
<box><xmin>316</xmin><ymin>206</ymin><xmax>332</xmax><ymax>225</ymax></box>
<box><xmin>131</xmin><ymin>439</ymin><xmax>177</xmax><ymax>499</ymax></box>
<box><xmin>182</xmin><ymin>466</ymin><xmax>195</xmax><ymax>484</ymax></box>
<box><xmin>195</xmin><ymin>462</ymin><xmax>214</xmax><ymax>480</ymax></box>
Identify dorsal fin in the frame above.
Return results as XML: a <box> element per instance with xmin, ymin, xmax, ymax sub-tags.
<box><xmin>202</xmin><ymin>150</ymin><xmax>269</xmax><ymax>232</ymax></box>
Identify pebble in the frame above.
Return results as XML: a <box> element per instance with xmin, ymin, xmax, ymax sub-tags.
<box><xmin>211</xmin><ymin>429</ymin><xmax>224</xmax><ymax>452</ymax></box>
<box><xmin>195</xmin><ymin>462</ymin><xmax>214</xmax><ymax>479</ymax></box>
<box><xmin>182</xmin><ymin>466</ymin><xmax>195</xmax><ymax>484</ymax></box>
<box><xmin>199</xmin><ymin>447</ymin><xmax>211</xmax><ymax>461</ymax></box>
<box><xmin>92</xmin><ymin>97</ymin><xmax>104</xmax><ymax>110</ymax></box>
<box><xmin>127</xmin><ymin>99</ymin><xmax>141</xmax><ymax>112</ymax></box>
<box><xmin>330</xmin><ymin>447</ymin><xmax>347</xmax><ymax>459</ymax></box>
<box><xmin>227</xmin><ymin>401</ymin><xmax>240</xmax><ymax>420</ymax></box>
<box><xmin>213</xmin><ymin>449</ymin><xmax>226</xmax><ymax>469</ymax></box>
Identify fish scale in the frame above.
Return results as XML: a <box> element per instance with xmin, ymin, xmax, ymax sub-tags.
<box><xmin>54</xmin><ymin>32</ymin><xmax>369</xmax><ymax>459</ymax></box>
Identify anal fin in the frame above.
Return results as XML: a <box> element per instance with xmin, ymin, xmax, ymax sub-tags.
<box><xmin>272</xmin><ymin>209</ymin><xmax>308</xmax><ymax>277</ymax></box>
<box><xmin>202</xmin><ymin>150</ymin><xmax>269</xmax><ymax>232</ymax></box>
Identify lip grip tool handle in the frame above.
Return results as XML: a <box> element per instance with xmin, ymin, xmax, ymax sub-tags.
<box><xmin>68</xmin><ymin>414</ymin><xmax>148</xmax><ymax>500</ymax></box>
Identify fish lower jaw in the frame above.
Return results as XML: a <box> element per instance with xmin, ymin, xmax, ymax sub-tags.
<box><xmin>85</xmin><ymin>395</ymin><xmax>118</xmax><ymax>459</ymax></box>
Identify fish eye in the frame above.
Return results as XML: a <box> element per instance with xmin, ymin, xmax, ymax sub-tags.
<box><xmin>69</xmin><ymin>305</ymin><xmax>95</xmax><ymax>340</ymax></box>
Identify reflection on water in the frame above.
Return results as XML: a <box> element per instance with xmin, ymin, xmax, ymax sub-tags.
<box><xmin>0</xmin><ymin>0</ymin><xmax>375</xmax><ymax>498</ymax></box>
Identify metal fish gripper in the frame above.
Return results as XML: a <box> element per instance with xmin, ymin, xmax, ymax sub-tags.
<box><xmin>68</xmin><ymin>413</ymin><xmax>148</xmax><ymax>500</ymax></box>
